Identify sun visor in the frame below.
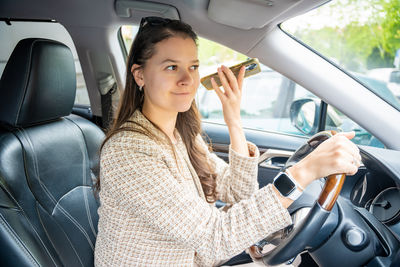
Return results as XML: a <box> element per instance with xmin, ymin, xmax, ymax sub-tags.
<box><xmin>207</xmin><ymin>0</ymin><xmax>303</xmax><ymax>30</ymax></box>
<box><xmin>115</xmin><ymin>0</ymin><xmax>179</xmax><ymax>19</ymax></box>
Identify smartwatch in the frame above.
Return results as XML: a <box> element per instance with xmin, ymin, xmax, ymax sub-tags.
<box><xmin>273</xmin><ymin>171</ymin><xmax>303</xmax><ymax>201</ymax></box>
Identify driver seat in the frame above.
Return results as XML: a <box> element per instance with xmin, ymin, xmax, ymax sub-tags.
<box><xmin>0</xmin><ymin>38</ymin><xmax>104</xmax><ymax>266</ymax></box>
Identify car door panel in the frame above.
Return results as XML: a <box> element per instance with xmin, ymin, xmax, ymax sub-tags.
<box><xmin>202</xmin><ymin>122</ymin><xmax>307</xmax><ymax>189</ymax></box>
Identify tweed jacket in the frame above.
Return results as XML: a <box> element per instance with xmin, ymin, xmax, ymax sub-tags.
<box><xmin>94</xmin><ymin>110</ymin><xmax>292</xmax><ymax>267</ymax></box>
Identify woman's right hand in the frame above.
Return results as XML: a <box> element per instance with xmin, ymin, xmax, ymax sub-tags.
<box><xmin>288</xmin><ymin>131</ymin><xmax>362</xmax><ymax>190</ymax></box>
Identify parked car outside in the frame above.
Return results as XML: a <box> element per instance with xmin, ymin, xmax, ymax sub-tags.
<box><xmin>366</xmin><ymin>68</ymin><xmax>400</xmax><ymax>99</ymax></box>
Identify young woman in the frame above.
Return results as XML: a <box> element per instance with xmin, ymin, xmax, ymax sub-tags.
<box><xmin>94</xmin><ymin>17</ymin><xmax>361</xmax><ymax>267</ymax></box>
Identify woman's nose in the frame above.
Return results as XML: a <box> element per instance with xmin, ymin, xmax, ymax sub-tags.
<box><xmin>178</xmin><ymin>69</ymin><xmax>194</xmax><ymax>86</ymax></box>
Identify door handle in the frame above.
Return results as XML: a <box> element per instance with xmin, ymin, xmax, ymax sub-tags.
<box><xmin>258</xmin><ymin>149</ymin><xmax>293</xmax><ymax>169</ymax></box>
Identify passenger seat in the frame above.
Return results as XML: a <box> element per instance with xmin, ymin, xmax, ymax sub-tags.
<box><xmin>0</xmin><ymin>38</ymin><xmax>104</xmax><ymax>266</ymax></box>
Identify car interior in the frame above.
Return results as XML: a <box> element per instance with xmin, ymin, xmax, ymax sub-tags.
<box><xmin>1</xmin><ymin>0</ymin><xmax>400</xmax><ymax>266</ymax></box>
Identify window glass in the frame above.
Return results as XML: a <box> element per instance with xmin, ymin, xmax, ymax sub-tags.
<box><xmin>281</xmin><ymin>0</ymin><xmax>396</xmax><ymax>147</ymax></box>
<box><xmin>121</xmin><ymin>25</ymin><xmax>139</xmax><ymax>53</ymax></box>
<box><xmin>0</xmin><ymin>21</ymin><xmax>90</xmax><ymax>106</ymax></box>
<box><xmin>120</xmin><ymin>25</ymin><xmax>387</xmax><ymax>146</ymax></box>
<box><xmin>281</xmin><ymin>0</ymin><xmax>400</xmax><ymax>111</ymax></box>
<box><xmin>196</xmin><ymin>38</ymin><xmax>318</xmax><ymax>136</ymax></box>
<box><xmin>325</xmin><ymin>106</ymin><xmax>384</xmax><ymax>148</ymax></box>
<box><xmin>120</xmin><ymin>25</ymin><xmax>320</xmax><ymax>137</ymax></box>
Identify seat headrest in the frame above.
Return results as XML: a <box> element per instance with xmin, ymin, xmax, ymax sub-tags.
<box><xmin>0</xmin><ymin>38</ymin><xmax>76</xmax><ymax>127</ymax></box>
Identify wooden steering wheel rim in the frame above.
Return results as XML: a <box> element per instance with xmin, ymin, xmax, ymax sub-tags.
<box><xmin>316</xmin><ymin>130</ymin><xmax>346</xmax><ymax>211</ymax></box>
<box><xmin>318</xmin><ymin>173</ymin><xmax>346</xmax><ymax>211</ymax></box>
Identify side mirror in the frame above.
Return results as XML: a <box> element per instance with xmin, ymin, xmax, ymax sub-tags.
<box><xmin>290</xmin><ymin>98</ymin><xmax>320</xmax><ymax>136</ymax></box>
<box><xmin>290</xmin><ymin>98</ymin><xmax>343</xmax><ymax>136</ymax></box>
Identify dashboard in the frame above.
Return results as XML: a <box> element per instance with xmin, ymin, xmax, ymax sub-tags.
<box><xmin>277</xmin><ymin>145</ymin><xmax>400</xmax><ymax>266</ymax></box>
<box><xmin>348</xmin><ymin>146</ymin><xmax>400</xmax><ymax>236</ymax></box>
<box><xmin>318</xmin><ymin>145</ymin><xmax>400</xmax><ymax>266</ymax></box>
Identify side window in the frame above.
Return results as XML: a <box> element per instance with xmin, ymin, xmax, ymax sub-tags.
<box><xmin>119</xmin><ymin>27</ymin><xmax>384</xmax><ymax>146</ymax></box>
<box><xmin>0</xmin><ymin>21</ymin><xmax>90</xmax><ymax>106</ymax></box>
<box><xmin>197</xmin><ymin>37</ymin><xmax>319</xmax><ymax>137</ymax></box>
<box><xmin>198</xmin><ymin>38</ymin><xmax>385</xmax><ymax>147</ymax></box>
<box><xmin>281</xmin><ymin>0</ymin><xmax>392</xmax><ymax>148</ymax></box>
<box><xmin>120</xmin><ymin>25</ymin><xmax>139</xmax><ymax>54</ymax></box>
<box><xmin>325</xmin><ymin>106</ymin><xmax>385</xmax><ymax>148</ymax></box>
<box><xmin>74</xmin><ymin>63</ymin><xmax>90</xmax><ymax>106</ymax></box>
<box><xmin>119</xmin><ymin>27</ymin><xmax>320</xmax><ymax>137</ymax></box>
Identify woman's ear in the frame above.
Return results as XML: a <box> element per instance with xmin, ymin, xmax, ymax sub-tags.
<box><xmin>131</xmin><ymin>64</ymin><xmax>144</xmax><ymax>87</ymax></box>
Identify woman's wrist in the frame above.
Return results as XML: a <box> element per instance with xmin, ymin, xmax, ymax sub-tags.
<box><xmin>287</xmin><ymin>163</ymin><xmax>313</xmax><ymax>191</ymax></box>
<box><xmin>227</xmin><ymin>121</ymin><xmax>250</xmax><ymax>157</ymax></box>
<box><xmin>271</xmin><ymin>166</ymin><xmax>308</xmax><ymax>208</ymax></box>
<box><xmin>226</xmin><ymin>119</ymin><xmax>242</xmax><ymax>130</ymax></box>
<box><xmin>271</xmin><ymin>184</ymin><xmax>294</xmax><ymax>208</ymax></box>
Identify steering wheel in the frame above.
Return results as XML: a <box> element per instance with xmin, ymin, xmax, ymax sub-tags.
<box><xmin>249</xmin><ymin>130</ymin><xmax>347</xmax><ymax>265</ymax></box>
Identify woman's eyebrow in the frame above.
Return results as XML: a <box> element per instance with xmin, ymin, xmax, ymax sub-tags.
<box><xmin>160</xmin><ymin>59</ymin><xmax>199</xmax><ymax>64</ymax></box>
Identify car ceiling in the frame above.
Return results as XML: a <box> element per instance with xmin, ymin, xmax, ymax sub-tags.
<box><xmin>0</xmin><ymin>0</ymin><xmax>327</xmax><ymax>55</ymax></box>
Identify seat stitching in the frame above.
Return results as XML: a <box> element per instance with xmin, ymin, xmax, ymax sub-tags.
<box><xmin>19</xmin><ymin>129</ymin><xmax>60</xmax><ymax>205</ymax></box>
<box><xmin>51</xmin><ymin>185</ymin><xmax>96</xmax><ymax>250</ymax></box>
<box><xmin>0</xmin><ymin>212</ymin><xmax>40</xmax><ymax>267</ymax></box>
<box><xmin>52</xmin><ymin>200</ymin><xmax>94</xmax><ymax>249</ymax></box>
<box><xmin>17</xmin><ymin>129</ymin><xmax>95</xmax><ymax>249</ymax></box>
<box><xmin>54</xmin><ymin>185</ymin><xmax>91</xmax><ymax>206</ymax></box>
<box><xmin>36</xmin><ymin>204</ymin><xmax>85</xmax><ymax>267</ymax></box>
<box><xmin>64</xmin><ymin>117</ymin><xmax>98</xmax><ymax>237</ymax></box>
<box><xmin>0</xmin><ymin>176</ymin><xmax>58</xmax><ymax>266</ymax></box>
<box><xmin>15</xmin><ymin>40</ymin><xmax>35</xmax><ymax>125</ymax></box>
<box><xmin>57</xmin><ymin>119</ymin><xmax>97</xmax><ymax>239</ymax></box>
<box><xmin>19</xmin><ymin>128</ymin><xmax>95</xmax><ymax>249</ymax></box>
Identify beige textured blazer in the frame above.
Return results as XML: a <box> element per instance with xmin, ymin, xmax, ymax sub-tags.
<box><xmin>94</xmin><ymin>110</ymin><xmax>292</xmax><ymax>266</ymax></box>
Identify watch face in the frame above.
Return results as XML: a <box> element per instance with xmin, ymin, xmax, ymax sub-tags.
<box><xmin>274</xmin><ymin>173</ymin><xmax>296</xmax><ymax>196</ymax></box>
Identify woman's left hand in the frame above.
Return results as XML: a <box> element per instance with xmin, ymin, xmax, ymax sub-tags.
<box><xmin>211</xmin><ymin>65</ymin><xmax>246</xmax><ymax>128</ymax></box>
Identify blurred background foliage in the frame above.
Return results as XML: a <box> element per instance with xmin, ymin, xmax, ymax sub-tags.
<box><xmin>197</xmin><ymin>38</ymin><xmax>247</xmax><ymax>68</ymax></box>
<box><xmin>283</xmin><ymin>0</ymin><xmax>400</xmax><ymax>72</ymax></box>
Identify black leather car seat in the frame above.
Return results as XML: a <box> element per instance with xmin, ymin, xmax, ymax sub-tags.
<box><xmin>0</xmin><ymin>38</ymin><xmax>104</xmax><ymax>266</ymax></box>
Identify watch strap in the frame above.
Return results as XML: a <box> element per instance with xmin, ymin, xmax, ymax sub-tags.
<box><xmin>285</xmin><ymin>169</ymin><xmax>304</xmax><ymax>191</ymax></box>
<box><xmin>273</xmin><ymin>171</ymin><xmax>303</xmax><ymax>201</ymax></box>
<box><xmin>286</xmin><ymin>185</ymin><xmax>302</xmax><ymax>201</ymax></box>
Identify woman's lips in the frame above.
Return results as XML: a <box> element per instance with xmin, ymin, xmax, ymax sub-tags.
<box><xmin>172</xmin><ymin>92</ymin><xmax>191</xmax><ymax>95</ymax></box>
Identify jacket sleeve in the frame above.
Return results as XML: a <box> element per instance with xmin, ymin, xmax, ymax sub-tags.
<box><xmin>196</xmin><ymin>135</ymin><xmax>260</xmax><ymax>204</ymax></box>
<box><xmin>101</xmin><ymin>136</ymin><xmax>292</xmax><ymax>266</ymax></box>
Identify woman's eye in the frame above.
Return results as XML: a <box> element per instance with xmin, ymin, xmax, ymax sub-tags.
<box><xmin>166</xmin><ymin>65</ymin><xmax>177</xmax><ymax>71</ymax></box>
<box><xmin>191</xmin><ymin>65</ymin><xmax>199</xmax><ymax>70</ymax></box>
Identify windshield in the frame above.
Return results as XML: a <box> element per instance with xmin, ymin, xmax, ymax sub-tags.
<box><xmin>282</xmin><ymin>0</ymin><xmax>400</xmax><ymax>111</ymax></box>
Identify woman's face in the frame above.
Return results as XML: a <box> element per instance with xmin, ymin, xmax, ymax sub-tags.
<box><xmin>140</xmin><ymin>36</ymin><xmax>200</xmax><ymax>115</ymax></box>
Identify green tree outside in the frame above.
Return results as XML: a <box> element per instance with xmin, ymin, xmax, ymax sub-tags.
<box><xmin>197</xmin><ymin>37</ymin><xmax>247</xmax><ymax>67</ymax></box>
<box><xmin>283</xmin><ymin>0</ymin><xmax>400</xmax><ymax>72</ymax></box>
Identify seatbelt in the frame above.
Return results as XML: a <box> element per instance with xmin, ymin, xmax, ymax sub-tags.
<box><xmin>98</xmin><ymin>73</ymin><xmax>117</xmax><ymax>130</ymax></box>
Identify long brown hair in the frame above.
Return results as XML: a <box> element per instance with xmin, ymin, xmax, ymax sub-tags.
<box><xmin>97</xmin><ymin>19</ymin><xmax>218</xmax><ymax>203</ymax></box>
